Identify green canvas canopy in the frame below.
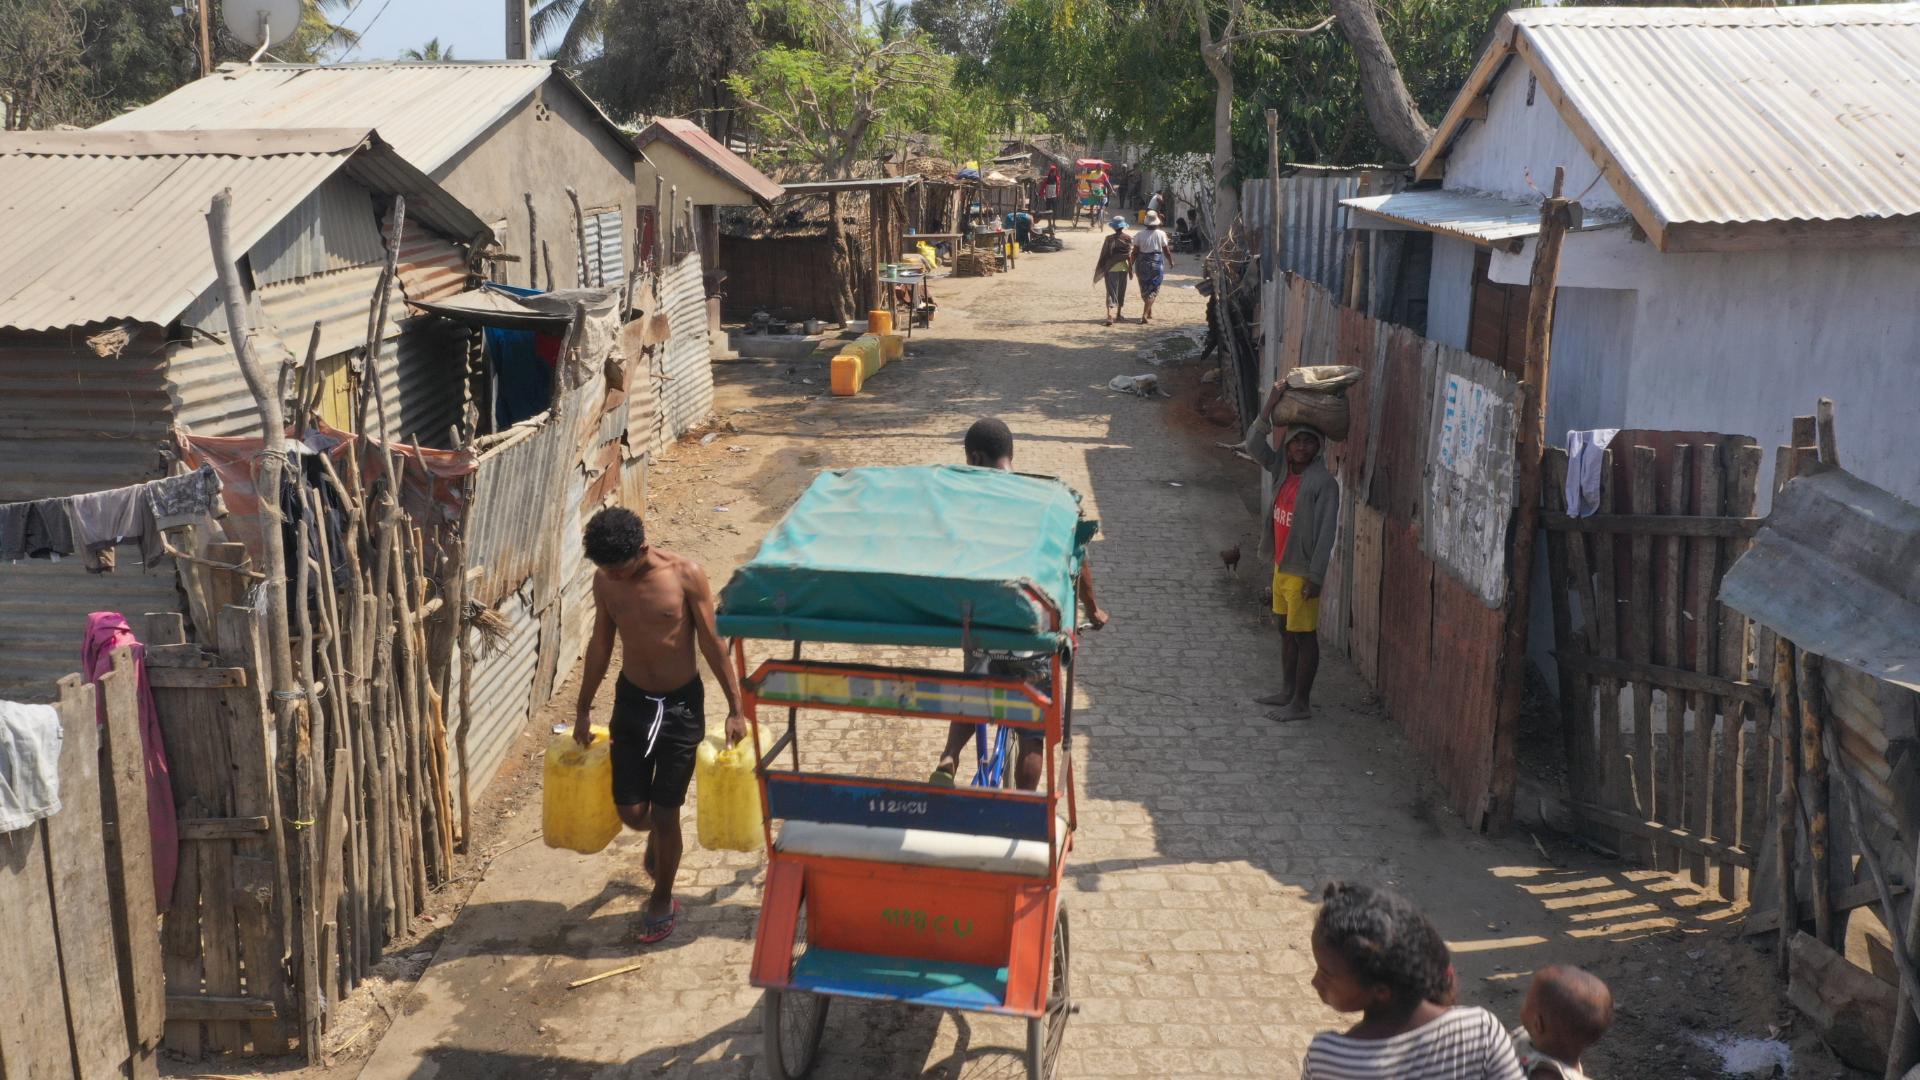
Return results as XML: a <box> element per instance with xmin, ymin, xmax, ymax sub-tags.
<box><xmin>716</xmin><ymin>465</ymin><xmax>1097</xmax><ymax>652</ymax></box>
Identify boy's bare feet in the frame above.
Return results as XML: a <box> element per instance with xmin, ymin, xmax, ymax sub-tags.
<box><xmin>1255</xmin><ymin>691</ymin><xmax>1293</xmax><ymax>706</ymax></box>
<box><xmin>1266</xmin><ymin>702</ymin><xmax>1314</xmax><ymax>722</ymax></box>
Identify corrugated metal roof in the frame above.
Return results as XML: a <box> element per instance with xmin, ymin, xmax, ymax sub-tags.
<box><xmin>779</xmin><ymin>176</ymin><xmax>921</xmax><ymax>194</ymax></box>
<box><xmin>101</xmin><ymin>62</ymin><xmax>540</xmax><ymax>172</ymax></box>
<box><xmin>1344</xmin><ymin>190</ymin><xmax>1544</xmax><ymax>246</ymax></box>
<box><xmin>1427</xmin><ymin>5</ymin><xmax>1920</xmax><ymax>231</ymax></box>
<box><xmin>637</xmin><ymin>118</ymin><xmax>785</xmax><ymax>207</ymax></box>
<box><xmin>1720</xmin><ymin>466</ymin><xmax>1920</xmax><ymax>693</ymax></box>
<box><xmin>0</xmin><ymin>129</ymin><xmax>491</xmax><ymax>332</ymax></box>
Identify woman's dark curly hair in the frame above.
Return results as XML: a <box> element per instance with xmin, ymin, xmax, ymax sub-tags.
<box><xmin>1314</xmin><ymin>880</ymin><xmax>1456</xmax><ymax>1008</ymax></box>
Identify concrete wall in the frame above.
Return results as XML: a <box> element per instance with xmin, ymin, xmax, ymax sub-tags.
<box><xmin>1440</xmin><ymin>56</ymin><xmax>1622</xmax><ymax>212</ymax></box>
<box><xmin>1490</xmin><ymin>227</ymin><xmax>1920</xmax><ymax>509</ymax></box>
<box><xmin>636</xmin><ymin>142</ymin><xmax>756</xmax><ymax>208</ymax></box>
<box><xmin>1426</xmin><ymin>234</ymin><xmax>1476</xmax><ymax>350</ymax></box>
<box><xmin>432</xmin><ymin>81</ymin><xmax>636</xmax><ymax>293</ymax></box>
<box><xmin>1543</xmin><ymin>286</ymin><xmax>1633</xmax><ymax>444</ymax></box>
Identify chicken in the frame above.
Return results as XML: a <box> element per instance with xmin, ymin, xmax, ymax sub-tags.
<box><xmin>1220</xmin><ymin>543</ymin><xmax>1241</xmax><ymax>579</ymax></box>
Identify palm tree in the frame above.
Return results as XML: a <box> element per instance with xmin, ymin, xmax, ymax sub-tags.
<box><xmin>401</xmin><ymin>37</ymin><xmax>455</xmax><ymax>61</ymax></box>
<box><xmin>531</xmin><ymin>0</ymin><xmax>607</xmax><ymax>65</ymax></box>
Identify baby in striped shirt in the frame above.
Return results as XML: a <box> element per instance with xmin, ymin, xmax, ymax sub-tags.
<box><xmin>1302</xmin><ymin>881</ymin><xmax>1524</xmax><ymax>1080</ymax></box>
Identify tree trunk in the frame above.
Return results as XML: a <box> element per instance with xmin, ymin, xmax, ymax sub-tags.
<box><xmin>1196</xmin><ymin>10</ymin><xmax>1240</xmax><ymax>238</ymax></box>
<box><xmin>1326</xmin><ymin>0</ymin><xmax>1434</xmax><ymax>163</ymax></box>
<box><xmin>826</xmin><ymin>191</ymin><xmax>855</xmax><ymax>324</ymax></box>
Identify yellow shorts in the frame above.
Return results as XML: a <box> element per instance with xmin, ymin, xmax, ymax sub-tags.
<box><xmin>1271</xmin><ymin>569</ymin><xmax>1320</xmax><ymax>632</ymax></box>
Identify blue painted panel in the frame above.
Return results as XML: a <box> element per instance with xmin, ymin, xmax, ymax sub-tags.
<box><xmin>767</xmin><ymin>776</ymin><xmax>1051</xmax><ymax>840</ymax></box>
<box><xmin>791</xmin><ymin>947</ymin><xmax>1007</xmax><ymax>1009</ymax></box>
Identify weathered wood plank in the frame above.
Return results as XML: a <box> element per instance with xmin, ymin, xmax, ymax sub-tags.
<box><xmin>100</xmin><ymin>649</ymin><xmax>165</xmax><ymax>1080</ymax></box>
<box><xmin>0</xmin><ymin>790</ymin><xmax>79</xmax><ymax>1079</ymax></box>
<box><xmin>176</xmin><ymin>816</ymin><xmax>271</xmax><ymax>840</ymax></box>
<box><xmin>1722</xmin><ymin>443</ymin><xmax>1765</xmax><ymax>902</ymax></box>
<box><xmin>1627</xmin><ymin>446</ymin><xmax>1658</xmax><ymax>864</ymax></box>
<box><xmin>1540</xmin><ymin>512</ymin><xmax>1764</xmax><ymax>537</ymax></box>
<box><xmin>1592</xmin><ymin>452</ymin><xmax>1628</xmax><ymax>832</ymax></box>
<box><xmin>218</xmin><ymin>604</ymin><xmax>293</xmax><ymax>1053</ymax></box>
<box><xmin>44</xmin><ymin>675</ymin><xmax>132</xmax><ymax>1079</ymax></box>
<box><xmin>146</xmin><ymin>667</ymin><xmax>246</xmax><ymax>689</ymax></box>
<box><xmin>1551</xmin><ymin>652</ymin><xmax>1769</xmax><ymax>708</ymax></box>
<box><xmin>164</xmin><ymin>996</ymin><xmax>278</xmax><ymax>1021</ymax></box>
<box><xmin>1564</xmin><ymin>798</ymin><xmax>1756</xmax><ymax>869</ymax></box>
<box><xmin>1743</xmin><ymin>881</ymin><xmax>1906</xmax><ymax>935</ymax></box>
<box><xmin>199</xmin><ymin>838</ymin><xmax>245</xmax><ymax>1052</ymax></box>
<box><xmin>1658</xmin><ymin>444</ymin><xmax>1690</xmax><ymax>874</ymax></box>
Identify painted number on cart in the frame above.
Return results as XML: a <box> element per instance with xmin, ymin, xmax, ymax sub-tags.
<box><xmin>868</xmin><ymin>799</ymin><xmax>927</xmax><ymax>815</ymax></box>
<box><xmin>881</xmin><ymin>908</ymin><xmax>973</xmax><ymax>937</ymax></box>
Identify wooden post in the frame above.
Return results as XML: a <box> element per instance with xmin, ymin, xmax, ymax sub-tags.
<box><xmin>197</xmin><ymin>0</ymin><xmax>211</xmax><ymax>77</ymax></box>
<box><xmin>1265</xmin><ymin>108</ymin><xmax>1280</xmax><ymax>283</ymax></box>
<box><xmin>1816</xmin><ymin>398</ymin><xmax>1840</xmax><ymax>468</ymax></box>
<box><xmin>99</xmin><ymin>650</ymin><xmax>165</xmax><ymax>1080</ymax></box>
<box><xmin>44</xmin><ymin>674</ymin><xmax>133</xmax><ymax>1078</ymax></box>
<box><xmin>567</xmin><ymin>186</ymin><xmax>589</xmax><ymax>287</ymax></box>
<box><xmin>212</xmin><ymin>191</ymin><xmax>326</xmax><ymax>1060</ymax></box>
<box><xmin>1798</xmin><ymin>646</ymin><xmax>1833</xmax><ymax>947</ymax></box>
<box><xmin>524</xmin><ymin>191</ymin><xmax>539</xmax><ymax>291</ymax></box>
<box><xmin>1488</xmin><ymin>167</ymin><xmax>1571</xmax><ymax>833</ymax></box>
<box><xmin>1772</xmin><ymin>632</ymin><xmax>1800</xmax><ymax>975</ymax></box>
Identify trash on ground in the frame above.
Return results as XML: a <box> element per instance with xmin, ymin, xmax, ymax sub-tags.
<box><xmin>1693</xmin><ymin>1034</ymin><xmax>1792</xmax><ymax>1076</ymax></box>
<box><xmin>1139</xmin><ymin>326</ymin><xmax>1207</xmax><ymax>365</ymax></box>
<box><xmin>699</xmin><ymin>433</ymin><xmax>719</xmax><ymax>445</ymax></box>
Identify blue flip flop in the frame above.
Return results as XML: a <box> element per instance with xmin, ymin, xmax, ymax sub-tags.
<box><xmin>640</xmin><ymin>899</ymin><xmax>680</xmax><ymax>944</ymax></box>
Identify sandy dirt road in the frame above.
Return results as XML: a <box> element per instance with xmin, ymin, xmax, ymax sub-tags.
<box><xmin>301</xmin><ymin>226</ymin><xmax>1797</xmax><ymax>1080</ymax></box>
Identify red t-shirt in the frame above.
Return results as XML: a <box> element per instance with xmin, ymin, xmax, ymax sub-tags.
<box><xmin>1273</xmin><ymin>472</ymin><xmax>1301</xmax><ymax>562</ymax></box>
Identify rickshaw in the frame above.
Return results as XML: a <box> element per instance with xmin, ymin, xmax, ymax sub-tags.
<box><xmin>715</xmin><ymin>464</ymin><xmax>1092</xmax><ymax>1080</ymax></box>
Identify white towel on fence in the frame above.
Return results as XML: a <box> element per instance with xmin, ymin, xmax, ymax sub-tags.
<box><xmin>0</xmin><ymin>700</ymin><xmax>63</xmax><ymax>831</ymax></box>
<box><xmin>1565</xmin><ymin>429</ymin><xmax>1619</xmax><ymax>518</ymax></box>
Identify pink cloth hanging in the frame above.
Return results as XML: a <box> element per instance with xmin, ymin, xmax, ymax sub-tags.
<box><xmin>82</xmin><ymin>612</ymin><xmax>178</xmax><ymax>912</ymax></box>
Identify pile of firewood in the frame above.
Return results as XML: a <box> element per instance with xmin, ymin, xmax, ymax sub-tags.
<box><xmin>952</xmin><ymin>249</ymin><xmax>999</xmax><ymax>277</ymax></box>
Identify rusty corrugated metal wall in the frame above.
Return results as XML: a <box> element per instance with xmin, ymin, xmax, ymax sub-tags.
<box><xmin>654</xmin><ymin>251</ymin><xmax>714</xmax><ymax>441</ymax></box>
<box><xmin>1266</xmin><ymin>272</ymin><xmax>1520</xmax><ymax>825</ymax></box>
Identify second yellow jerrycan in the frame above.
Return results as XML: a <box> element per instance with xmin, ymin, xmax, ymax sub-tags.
<box><xmin>695</xmin><ymin>732</ymin><xmax>764</xmax><ymax>852</ymax></box>
<box><xmin>542</xmin><ymin>727</ymin><xmax>621</xmax><ymax>854</ymax></box>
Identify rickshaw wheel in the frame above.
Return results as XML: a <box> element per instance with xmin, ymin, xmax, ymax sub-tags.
<box><xmin>1025</xmin><ymin>904</ymin><xmax>1071</xmax><ymax>1080</ymax></box>
<box><xmin>762</xmin><ymin>987</ymin><xmax>829</xmax><ymax>1079</ymax></box>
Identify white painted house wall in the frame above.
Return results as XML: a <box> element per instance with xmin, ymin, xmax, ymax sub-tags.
<box><xmin>1429</xmin><ymin>68</ymin><xmax>1920</xmax><ymax>510</ymax></box>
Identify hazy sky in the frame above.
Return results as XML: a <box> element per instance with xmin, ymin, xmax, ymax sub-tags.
<box><xmin>330</xmin><ymin>0</ymin><xmax>521</xmax><ymax>62</ymax></box>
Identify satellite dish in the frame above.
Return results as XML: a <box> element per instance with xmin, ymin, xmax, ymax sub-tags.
<box><xmin>222</xmin><ymin>0</ymin><xmax>303</xmax><ymax>49</ymax></box>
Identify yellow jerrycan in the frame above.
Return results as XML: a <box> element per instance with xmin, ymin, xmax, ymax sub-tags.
<box><xmin>695</xmin><ymin>732</ymin><xmax>764</xmax><ymax>851</ymax></box>
<box><xmin>542</xmin><ymin>727</ymin><xmax>621</xmax><ymax>854</ymax></box>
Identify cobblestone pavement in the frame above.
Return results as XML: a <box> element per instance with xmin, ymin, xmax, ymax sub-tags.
<box><xmin>355</xmin><ymin>228</ymin><xmax>1753</xmax><ymax>1080</ymax></box>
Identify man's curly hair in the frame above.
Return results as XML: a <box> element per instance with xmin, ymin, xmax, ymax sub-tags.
<box><xmin>1315</xmin><ymin>880</ymin><xmax>1456</xmax><ymax>1007</ymax></box>
<box><xmin>583</xmin><ymin>507</ymin><xmax>645</xmax><ymax>566</ymax></box>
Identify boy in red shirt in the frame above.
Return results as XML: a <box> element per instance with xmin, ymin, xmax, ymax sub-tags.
<box><xmin>1248</xmin><ymin>396</ymin><xmax>1340</xmax><ymax>720</ymax></box>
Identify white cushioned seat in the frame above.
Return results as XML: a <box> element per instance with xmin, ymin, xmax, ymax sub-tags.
<box><xmin>776</xmin><ymin>818</ymin><xmax>1066</xmax><ymax>878</ymax></box>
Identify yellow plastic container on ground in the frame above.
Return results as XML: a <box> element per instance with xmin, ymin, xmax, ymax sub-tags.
<box><xmin>695</xmin><ymin>732</ymin><xmax>764</xmax><ymax>851</ymax></box>
<box><xmin>542</xmin><ymin>728</ymin><xmax>621</xmax><ymax>854</ymax></box>
<box><xmin>831</xmin><ymin>335</ymin><xmax>891</xmax><ymax>396</ymax></box>
<box><xmin>868</xmin><ymin>309</ymin><xmax>894</xmax><ymax>335</ymax></box>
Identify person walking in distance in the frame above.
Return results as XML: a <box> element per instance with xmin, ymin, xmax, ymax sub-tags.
<box><xmin>1093</xmin><ymin>216</ymin><xmax>1135</xmax><ymax>326</ymax></box>
<box><xmin>1130</xmin><ymin>210</ymin><xmax>1175</xmax><ymax>324</ymax></box>
<box><xmin>1247</xmin><ymin>382</ymin><xmax>1339</xmax><ymax>721</ymax></box>
<box><xmin>573</xmin><ymin>507</ymin><xmax>747</xmax><ymax>944</ymax></box>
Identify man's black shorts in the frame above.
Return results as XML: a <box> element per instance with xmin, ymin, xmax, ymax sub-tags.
<box><xmin>610</xmin><ymin>674</ymin><xmax>704</xmax><ymax>808</ymax></box>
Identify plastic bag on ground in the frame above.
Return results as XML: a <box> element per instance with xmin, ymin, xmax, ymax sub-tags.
<box><xmin>696</xmin><ymin>731</ymin><xmax>764</xmax><ymax>852</ymax></box>
<box><xmin>543</xmin><ymin>727</ymin><xmax>621</xmax><ymax>854</ymax></box>
<box><xmin>1108</xmin><ymin>373</ymin><xmax>1163</xmax><ymax>397</ymax></box>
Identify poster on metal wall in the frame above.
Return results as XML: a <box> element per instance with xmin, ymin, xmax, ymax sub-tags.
<box><xmin>1422</xmin><ymin>348</ymin><xmax>1518</xmax><ymax>607</ymax></box>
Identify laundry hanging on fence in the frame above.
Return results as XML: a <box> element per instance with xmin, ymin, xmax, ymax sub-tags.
<box><xmin>148</xmin><ymin>463</ymin><xmax>227</xmax><ymax>531</ymax></box>
<box><xmin>0</xmin><ymin>499</ymin><xmax>74</xmax><ymax>562</ymax></box>
<box><xmin>0</xmin><ymin>700</ymin><xmax>64</xmax><ymax>832</ymax></box>
<box><xmin>1564</xmin><ymin>429</ymin><xmax>1620</xmax><ymax>518</ymax></box>
<box><xmin>81</xmin><ymin>613</ymin><xmax>177</xmax><ymax>910</ymax></box>
<box><xmin>69</xmin><ymin>484</ymin><xmax>164</xmax><ymax>573</ymax></box>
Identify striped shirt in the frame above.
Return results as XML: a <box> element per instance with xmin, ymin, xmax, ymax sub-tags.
<box><xmin>1302</xmin><ymin>1006</ymin><xmax>1525</xmax><ymax>1080</ymax></box>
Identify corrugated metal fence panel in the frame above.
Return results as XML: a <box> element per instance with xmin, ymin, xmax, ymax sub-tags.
<box><xmin>0</xmin><ymin>324</ymin><xmax>174</xmax><ymax>502</ymax></box>
<box><xmin>1421</xmin><ymin>343</ymin><xmax>1519</xmax><ymax>608</ymax></box>
<box><xmin>0</xmin><ymin>557</ymin><xmax>184</xmax><ymax>702</ymax></box>
<box><xmin>1280</xmin><ymin>176</ymin><xmax>1359</xmax><ymax>290</ymax></box>
<box><xmin>593</xmin><ymin>211</ymin><xmax>625</xmax><ymax>288</ymax></box>
<box><xmin>656</xmin><ymin>252</ymin><xmax>714</xmax><ymax>441</ymax></box>
<box><xmin>467</xmin><ymin>418</ymin><xmax>573</xmax><ymax>607</ymax></box>
<box><xmin>449</xmin><ymin>584</ymin><xmax>541</xmax><ymax>801</ymax></box>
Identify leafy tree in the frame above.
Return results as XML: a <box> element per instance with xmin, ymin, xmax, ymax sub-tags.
<box><xmin>908</xmin><ymin>0</ymin><xmax>1002</xmax><ymax>72</ymax></box>
<box><xmin>401</xmin><ymin>36</ymin><xmax>455</xmax><ymax>60</ymax></box>
<box><xmin>988</xmin><ymin>0</ymin><xmax>1507</xmax><ymax>230</ymax></box>
<box><xmin>575</xmin><ymin>0</ymin><xmax>757</xmax><ymax>122</ymax></box>
<box><xmin>0</xmin><ymin>0</ymin><xmax>91</xmax><ymax>128</ymax></box>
